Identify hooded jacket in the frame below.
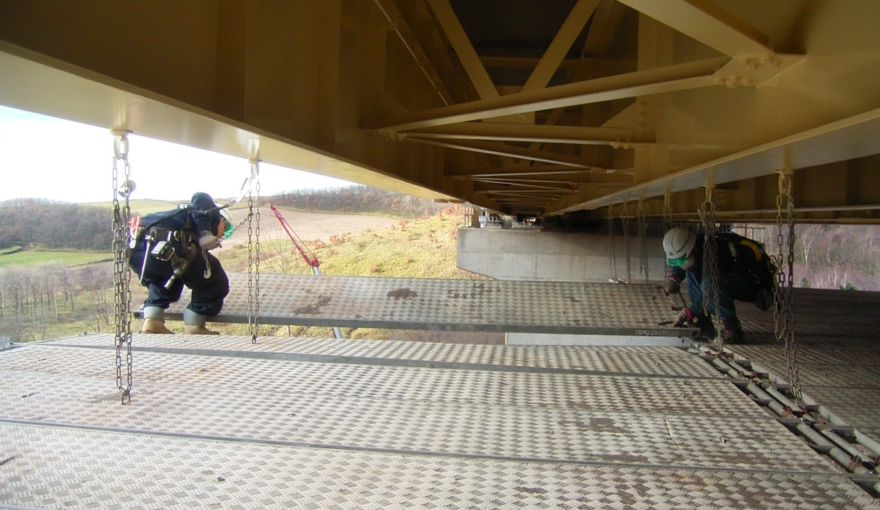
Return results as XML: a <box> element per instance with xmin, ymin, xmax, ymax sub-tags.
<box><xmin>136</xmin><ymin>192</ymin><xmax>221</xmax><ymax>245</ymax></box>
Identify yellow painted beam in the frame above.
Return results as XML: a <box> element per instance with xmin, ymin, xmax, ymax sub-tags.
<box><xmin>385</xmin><ymin>56</ymin><xmax>728</xmax><ymax>131</ymax></box>
<box><xmin>426</xmin><ymin>0</ymin><xmax>498</xmax><ymax>100</ymax></box>
<box><xmin>582</xmin><ymin>0</ymin><xmax>627</xmax><ymax>56</ymax></box>
<box><xmin>405</xmin><ymin>123</ymin><xmax>639</xmax><ymax>146</ymax></box>
<box><xmin>406</xmin><ymin>137</ymin><xmax>591</xmax><ymax>168</ymax></box>
<box><xmin>522</xmin><ymin>0</ymin><xmax>600</xmax><ymax>93</ymax></box>
<box><xmin>616</xmin><ymin>0</ymin><xmax>772</xmax><ymax>56</ymax></box>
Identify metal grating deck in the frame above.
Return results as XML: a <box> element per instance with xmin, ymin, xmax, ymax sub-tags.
<box><xmin>2</xmin><ymin>334</ymin><xmax>879</xmax><ymax>509</ymax></box>
<box><xmin>134</xmin><ymin>273</ymin><xmax>697</xmax><ymax>337</ymax></box>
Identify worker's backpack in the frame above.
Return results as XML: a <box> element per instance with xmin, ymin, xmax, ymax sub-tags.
<box><xmin>718</xmin><ymin>233</ymin><xmax>777</xmax><ymax>311</ymax></box>
<box><xmin>752</xmin><ymin>255</ymin><xmax>777</xmax><ymax>311</ymax></box>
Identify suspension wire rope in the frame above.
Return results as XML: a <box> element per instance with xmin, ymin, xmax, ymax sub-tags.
<box><xmin>775</xmin><ymin>165</ymin><xmax>805</xmax><ymax>409</ymax></box>
<box><xmin>607</xmin><ymin>204</ymin><xmax>618</xmax><ymax>280</ymax></box>
<box><xmin>246</xmin><ymin>160</ymin><xmax>262</xmax><ymax>344</ymax></box>
<box><xmin>700</xmin><ymin>175</ymin><xmax>722</xmax><ymax>344</ymax></box>
<box><xmin>269</xmin><ymin>205</ymin><xmax>343</xmax><ymax>339</ymax></box>
<box><xmin>637</xmin><ymin>192</ymin><xmax>649</xmax><ymax>280</ymax></box>
<box><xmin>111</xmin><ymin>130</ymin><xmax>134</xmax><ymax>404</ymax></box>
<box><xmin>622</xmin><ymin>197</ymin><xmax>632</xmax><ymax>280</ymax></box>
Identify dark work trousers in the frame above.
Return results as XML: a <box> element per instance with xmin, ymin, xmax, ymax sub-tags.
<box><xmin>685</xmin><ymin>270</ymin><xmax>756</xmax><ymax>325</ymax></box>
<box><xmin>129</xmin><ymin>240</ymin><xmax>229</xmax><ymax>317</ymax></box>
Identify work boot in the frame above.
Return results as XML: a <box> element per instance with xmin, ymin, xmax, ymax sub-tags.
<box><xmin>142</xmin><ymin>317</ymin><xmax>174</xmax><ymax>334</ymax></box>
<box><xmin>183</xmin><ymin>309</ymin><xmax>220</xmax><ymax>335</ymax></box>
<box><xmin>692</xmin><ymin>315</ymin><xmax>716</xmax><ymax>340</ymax></box>
<box><xmin>142</xmin><ymin>306</ymin><xmax>174</xmax><ymax>334</ymax></box>
<box><xmin>721</xmin><ymin>319</ymin><xmax>745</xmax><ymax>344</ymax></box>
<box><xmin>184</xmin><ymin>324</ymin><xmax>221</xmax><ymax>335</ymax></box>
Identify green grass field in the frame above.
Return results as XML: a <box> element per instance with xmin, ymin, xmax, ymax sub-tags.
<box><xmin>0</xmin><ymin>250</ymin><xmax>111</xmax><ymax>267</ymax></box>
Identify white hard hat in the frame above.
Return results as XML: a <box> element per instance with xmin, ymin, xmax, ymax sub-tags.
<box><xmin>219</xmin><ymin>208</ymin><xmax>234</xmax><ymax>239</ymax></box>
<box><xmin>663</xmin><ymin>227</ymin><xmax>697</xmax><ymax>266</ymax></box>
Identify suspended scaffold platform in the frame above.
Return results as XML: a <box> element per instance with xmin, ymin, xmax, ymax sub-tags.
<box><xmin>134</xmin><ymin>273</ymin><xmax>697</xmax><ymax>338</ymax></box>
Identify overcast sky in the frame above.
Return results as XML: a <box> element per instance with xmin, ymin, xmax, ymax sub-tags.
<box><xmin>0</xmin><ymin>105</ymin><xmax>353</xmax><ymax>204</ymax></box>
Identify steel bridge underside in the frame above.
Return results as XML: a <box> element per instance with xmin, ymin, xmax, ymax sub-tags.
<box><xmin>2</xmin><ymin>1</ymin><xmax>880</xmax><ymax>223</ymax></box>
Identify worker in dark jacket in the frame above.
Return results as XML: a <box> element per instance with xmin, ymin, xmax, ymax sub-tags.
<box><xmin>661</xmin><ymin>227</ymin><xmax>774</xmax><ymax>343</ymax></box>
<box><xmin>129</xmin><ymin>192</ymin><xmax>232</xmax><ymax>334</ymax></box>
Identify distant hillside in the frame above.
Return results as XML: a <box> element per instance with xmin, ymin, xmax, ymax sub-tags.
<box><xmin>0</xmin><ymin>186</ymin><xmax>445</xmax><ymax>252</ymax></box>
<box><xmin>272</xmin><ymin>185</ymin><xmax>446</xmax><ymax>218</ymax></box>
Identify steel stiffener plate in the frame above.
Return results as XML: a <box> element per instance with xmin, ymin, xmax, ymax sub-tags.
<box><xmin>3</xmin><ymin>422</ymin><xmax>877</xmax><ymax>510</ymax></box>
<box><xmin>47</xmin><ymin>333</ymin><xmax>721</xmax><ymax>378</ymax></box>
<box><xmin>134</xmin><ymin>273</ymin><xmax>695</xmax><ymax>337</ymax></box>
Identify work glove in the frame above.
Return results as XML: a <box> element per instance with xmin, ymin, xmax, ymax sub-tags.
<box><xmin>661</xmin><ymin>278</ymin><xmax>681</xmax><ymax>295</ymax></box>
<box><xmin>672</xmin><ymin>308</ymin><xmax>694</xmax><ymax>328</ymax></box>
<box><xmin>198</xmin><ymin>233</ymin><xmax>221</xmax><ymax>251</ymax></box>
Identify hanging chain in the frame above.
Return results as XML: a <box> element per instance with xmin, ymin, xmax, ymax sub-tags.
<box><xmin>246</xmin><ymin>160</ymin><xmax>261</xmax><ymax>343</ymax></box>
<box><xmin>622</xmin><ymin>199</ymin><xmax>632</xmax><ymax>280</ymax></box>
<box><xmin>247</xmin><ymin>190</ymin><xmax>254</xmax><ymax>340</ymax></box>
<box><xmin>111</xmin><ymin>131</ymin><xmax>133</xmax><ymax>404</ymax></box>
<box><xmin>701</xmin><ymin>182</ymin><xmax>722</xmax><ymax>344</ymax></box>
<box><xmin>663</xmin><ymin>187</ymin><xmax>673</xmax><ymax>279</ymax></box>
<box><xmin>775</xmin><ymin>168</ymin><xmax>804</xmax><ymax>409</ymax></box>
<box><xmin>255</xmin><ymin>169</ymin><xmax>261</xmax><ymax>341</ymax></box>
<box><xmin>637</xmin><ymin>194</ymin><xmax>649</xmax><ymax>280</ymax></box>
<box><xmin>607</xmin><ymin>205</ymin><xmax>618</xmax><ymax>280</ymax></box>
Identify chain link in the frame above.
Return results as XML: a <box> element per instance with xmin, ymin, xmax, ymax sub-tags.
<box><xmin>622</xmin><ymin>199</ymin><xmax>631</xmax><ymax>280</ymax></box>
<box><xmin>775</xmin><ymin>169</ymin><xmax>804</xmax><ymax>409</ymax></box>
<box><xmin>246</xmin><ymin>161</ymin><xmax>261</xmax><ymax>343</ymax></box>
<box><xmin>254</xmin><ymin>175</ymin><xmax>261</xmax><ymax>342</ymax></box>
<box><xmin>637</xmin><ymin>195</ymin><xmax>649</xmax><ymax>280</ymax></box>
<box><xmin>247</xmin><ymin>190</ymin><xmax>255</xmax><ymax>342</ymax></box>
<box><xmin>701</xmin><ymin>184</ymin><xmax>722</xmax><ymax>344</ymax></box>
<box><xmin>111</xmin><ymin>132</ymin><xmax>133</xmax><ymax>404</ymax></box>
<box><xmin>663</xmin><ymin>188</ymin><xmax>673</xmax><ymax>279</ymax></box>
<box><xmin>607</xmin><ymin>205</ymin><xmax>617</xmax><ymax>280</ymax></box>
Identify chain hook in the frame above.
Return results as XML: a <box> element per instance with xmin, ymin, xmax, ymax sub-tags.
<box><xmin>111</xmin><ymin>130</ymin><xmax>130</xmax><ymax>160</ymax></box>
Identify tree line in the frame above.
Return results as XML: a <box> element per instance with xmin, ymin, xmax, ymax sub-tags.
<box><xmin>733</xmin><ymin>223</ymin><xmax>880</xmax><ymax>291</ymax></box>
<box><xmin>0</xmin><ymin>198</ymin><xmax>113</xmax><ymax>251</ymax></box>
<box><xmin>271</xmin><ymin>185</ymin><xmax>447</xmax><ymax>218</ymax></box>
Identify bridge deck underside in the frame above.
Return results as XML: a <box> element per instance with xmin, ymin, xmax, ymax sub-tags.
<box><xmin>136</xmin><ymin>273</ymin><xmax>698</xmax><ymax>337</ymax></box>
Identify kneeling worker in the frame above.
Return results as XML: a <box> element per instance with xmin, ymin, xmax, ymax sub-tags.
<box><xmin>662</xmin><ymin>227</ymin><xmax>774</xmax><ymax>343</ymax></box>
<box><xmin>129</xmin><ymin>192</ymin><xmax>233</xmax><ymax>334</ymax></box>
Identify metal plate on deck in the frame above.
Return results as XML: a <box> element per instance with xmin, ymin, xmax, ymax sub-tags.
<box><xmin>3</xmin><ymin>423</ymin><xmax>877</xmax><ymax>510</ymax></box>
<box><xmin>135</xmin><ymin>273</ymin><xmax>694</xmax><ymax>337</ymax></box>
<box><xmin>0</xmin><ymin>345</ymin><xmax>831</xmax><ymax>472</ymax></box>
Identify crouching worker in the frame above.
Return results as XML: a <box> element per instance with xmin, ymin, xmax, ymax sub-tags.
<box><xmin>661</xmin><ymin>227</ymin><xmax>775</xmax><ymax>343</ymax></box>
<box><xmin>129</xmin><ymin>192</ymin><xmax>233</xmax><ymax>335</ymax></box>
